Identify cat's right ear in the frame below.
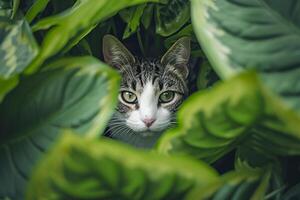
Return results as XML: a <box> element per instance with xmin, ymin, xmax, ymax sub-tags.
<box><xmin>102</xmin><ymin>34</ymin><xmax>135</xmax><ymax>69</ymax></box>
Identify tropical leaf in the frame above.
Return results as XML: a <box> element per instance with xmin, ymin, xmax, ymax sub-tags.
<box><xmin>25</xmin><ymin>0</ymin><xmax>50</xmax><ymax>23</ymax></box>
<box><xmin>157</xmin><ymin>72</ymin><xmax>300</xmax><ymax>163</ymax></box>
<box><xmin>0</xmin><ymin>56</ymin><xmax>120</xmax><ymax>199</ymax></box>
<box><xmin>191</xmin><ymin>0</ymin><xmax>300</xmax><ymax>113</ymax></box>
<box><xmin>0</xmin><ymin>0</ymin><xmax>19</xmax><ymax>18</ymax></box>
<box><xmin>122</xmin><ymin>4</ymin><xmax>147</xmax><ymax>39</ymax></box>
<box><xmin>0</xmin><ymin>18</ymin><xmax>38</xmax><ymax>79</ymax></box>
<box><xmin>155</xmin><ymin>0</ymin><xmax>190</xmax><ymax>36</ymax></box>
<box><xmin>141</xmin><ymin>3</ymin><xmax>154</xmax><ymax>29</ymax></box>
<box><xmin>27</xmin><ymin>132</ymin><xmax>219</xmax><ymax>200</ymax></box>
<box><xmin>186</xmin><ymin>167</ymin><xmax>271</xmax><ymax>200</ymax></box>
<box><xmin>0</xmin><ymin>76</ymin><xmax>18</xmax><ymax>102</ymax></box>
<box><xmin>26</xmin><ymin>0</ymin><xmax>159</xmax><ymax>74</ymax></box>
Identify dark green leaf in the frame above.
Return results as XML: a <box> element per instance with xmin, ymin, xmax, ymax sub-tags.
<box><xmin>0</xmin><ymin>76</ymin><xmax>18</xmax><ymax>102</ymax></box>
<box><xmin>155</xmin><ymin>0</ymin><xmax>190</xmax><ymax>36</ymax></box>
<box><xmin>0</xmin><ymin>56</ymin><xmax>120</xmax><ymax>198</ymax></box>
<box><xmin>191</xmin><ymin>0</ymin><xmax>300</xmax><ymax>113</ymax></box>
<box><xmin>141</xmin><ymin>3</ymin><xmax>154</xmax><ymax>29</ymax></box>
<box><xmin>0</xmin><ymin>0</ymin><xmax>19</xmax><ymax>18</ymax></box>
<box><xmin>27</xmin><ymin>132</ymin><xmax>219</xmax><ymax>200</ymax></box>
<box><xmin>123</xmin><ymin>4</ymin><xmax>147</xmax><ymax>39</ymax></box>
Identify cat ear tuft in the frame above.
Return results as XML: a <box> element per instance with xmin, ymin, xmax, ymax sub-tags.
<box><xmin>161</xmin><ymin>37</ymin><xmax>190</xmax><ymax>78</ymax></box>
<box><xmin>102</xmin><ymin>34</ymin><xmax>135</xmax><ymax>69</ymax></box>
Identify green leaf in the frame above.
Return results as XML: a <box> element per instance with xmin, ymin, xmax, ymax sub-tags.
<box><xmin>0</xmin><ymin>18</ymin><xmax>38</xmax><ymax>79</ymax></box>
<box><xmin>0</xmin><ymin>76</ymin><xmax>18</xmax><ymax>102</ymax></box>
<box><xmin>155</xmin><ymin>0</ymin><xmax>190</xmax><ymax>36</ymax></box>
<box><xmin>141</xmin><ymin>3</ymin><xmax>154</xmax><ymax>29</ymax></box>
<box><xmin>157</xmin><ymin>72</ymin><xmax>300</xmax><ymax>163</ymax></box>
<box><xmin>27</xmin><ymin>132</ymin><xmax>219</xmax><ymax>200</ymax></box>
<box><xmin>0</xmin><ymin>56</ymin><xmax>120</xmax><ymax>199</ymax></box>
<box><xmin>26</xmin><ymin>0</ymin><xmax>159</xmax><ymax>74</ymax></box>
<box><xmin>123</xmin><ymin>4</ymin><xmax>147</xmax><ymax>39</ymax></box>
<box><xmin>25</xmin><ymin>0</ymin><xmax>50</xmax><ymax>23</ymax></box>
<box><xmin>0</xmin><ymin>0</ymin><xmax>19</xmax><ymax>18</ymax></box>
<box><xmin>186</xmin><ymin>167</ymin><xmax>271</xmax><ymax>200</ymax></box>
<box><xmin>191</xmin><ymin>0</ymin><xmax>300</xmax><ymax>113</ymax></box>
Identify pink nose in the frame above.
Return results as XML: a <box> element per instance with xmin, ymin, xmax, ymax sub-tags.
<box><xmin>142</xmin><ymin>118</ymin><xmax>156</xmax><ymax>127</ymax></box>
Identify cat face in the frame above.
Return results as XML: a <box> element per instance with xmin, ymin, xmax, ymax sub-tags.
<box><xmin>103</xmin><ymin>35</ymin><xmax>190</xmax><ymax>147</ymax></box>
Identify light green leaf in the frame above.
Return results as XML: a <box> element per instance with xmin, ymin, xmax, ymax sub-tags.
<box><xmin>157</xmin><ymin>72</ymin><xmax>300</xmax><ymax>163</ymax></box>
<box><xmin>0</xmin><ymin>56</ymin><xmax>120</xmax><ymax>199</ymax></box>
<box><xmin>191</xmin><ymin>0</ymin><xmax>300</xmax><ymax>113</ymax></box>
<box><xmin>27</xmin><ymin>132</ymin><xmax>219</xmax><ymax>200</ymax></box>
<box><xmin>123</xmin><ymin>4</ymin><xmax>147</xmax><ymax>39</ymax></box>
<box><xmin>155</xmin><ymin>0</ymin><xmax>190</xmax><ymax>36</ymax></box>
<box><xmin>186</xmin><ymin>168</ymin><xmax>270</xmax><ymax>200</ymax></box>
<box><xmin>26</xmin><ymin>0</ymin><xmax>159</xmax><ymax>74</ymax></box>
<box><xmin>0</xmin><ymin>18</ymin><xmax>38</xmax><ymax>79</ymax></box>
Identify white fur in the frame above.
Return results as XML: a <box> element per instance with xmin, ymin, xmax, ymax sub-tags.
<box><xmin>126</xmin><ymin>82</ymin><xmax>170</xmax><ymax>135</ymax></box>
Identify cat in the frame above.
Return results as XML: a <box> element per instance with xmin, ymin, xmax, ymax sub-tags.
<box><xmin>103</xmin><ymin>34</ymin><xmax>190</xmax><ymax>148</ymax></box>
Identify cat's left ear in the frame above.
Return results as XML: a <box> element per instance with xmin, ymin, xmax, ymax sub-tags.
<box><xmin>161</xmin><ymin>37</ymin><xmax>190</xmax><ymax>78</ymax></box>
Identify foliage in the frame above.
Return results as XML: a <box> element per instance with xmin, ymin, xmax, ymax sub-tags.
<box><xmin>0</xmin><ymin>0</ymin><xmax>300</xmax><ymax>199</ymax></box>
<box><xmin>27</xmin><ymin>132</ymin><xmax>218</xmax><ymax>199</ymax></box>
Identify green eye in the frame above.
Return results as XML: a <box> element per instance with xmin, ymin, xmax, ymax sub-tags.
<box><xmin>121</xmin><ymin>91</ymin><xmax>137</xmax><ymax>104</ymax></box>
<box><xmin>159</xmin><ymin>91</ymin><xmax>175</xmax><ymax>103</ymax></box>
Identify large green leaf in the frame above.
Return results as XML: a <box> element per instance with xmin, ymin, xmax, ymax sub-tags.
<box><xmin>0</xmin><ymin>18</ymin><xmax>38</xmax><ymax>79</ymax></box>
<box><xmin>0</xmin><ymin>56</ymin><xmax>119</xmax><ymax>199</ymax></box>
<box><xmin>26</xmin><ymin>0</ymin><xmax>159</xmax><ymax>74</ymax></box>
<box><xmin>27</xmin><ymin>132</ymin><xmax>219</xmax><ymax>200</ymax></box>
<box><xmin>191</xmin><ymin>0</ymin><xmax>300</xmax><ymax>113</ymax></box>
<box><xmin>186</xmin><ymin>167</ymin><xmax>271</xmax><ymax>200</ymax></box>
<box><xmin>157</xmin><ymin>72</ymin><xmax>300</xmax><ymax>163</ymax></box>
<box><xmin>155</xmin><ymin>0</ymin><xmax>190</xmax><ymax>36</ymax></box>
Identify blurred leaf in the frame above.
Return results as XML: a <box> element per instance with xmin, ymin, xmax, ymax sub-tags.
<box><xmin>0</xmin><ymin>56</ymin><xmax>120</xmax><ymax>199</ymax></box>
<box><xmin>0</xmin><ymin>0</ymin><xmax>19</xmax><ymax>18</ymax></box>
<box><xmin>123</xmin><ymin>4</ymin><xmax>147</xmax><ymax>39</ymax></box>
<box><xmin>157</xmin><ymin>72</ymin><xmax>300</xmax><ymax>163</ymax></box>
<box><xmin>26</xmin><ymin>0</ymin><xmax>159</xmax><ymax>74</ymax></box>
<box><xmin>187</xmin><ymin>167</ymin><xmax>271</xmax><ymax>200</ymax></box>
<box><xmin>155</xmin><ymin>0</ymin><xmax>190</xmax><ymax>36</ymax></box>
<box><xmin>25</xmin><ymin>0</ymin><xmax>50</xmax><ymax>23</ymax></box>
<box><xmin>191</xmin><ymin>0</ymin><xmax>300</xmax><ymax>113</ymax></box>
<box><xmin>27</xmin><ymin>132</ymin><xmax>219</xmax><ymax>200</ymax></box>
<box><xmin>0</xmin><ymin>18</ymin><xmax>38</xmax><ymax>79</ymax></box>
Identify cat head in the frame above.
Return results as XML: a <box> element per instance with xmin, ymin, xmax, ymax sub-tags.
<box><xmin>103</xmin><ymin>35</ymin><xmax>190</xmax><ymax>147</ymax></box>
